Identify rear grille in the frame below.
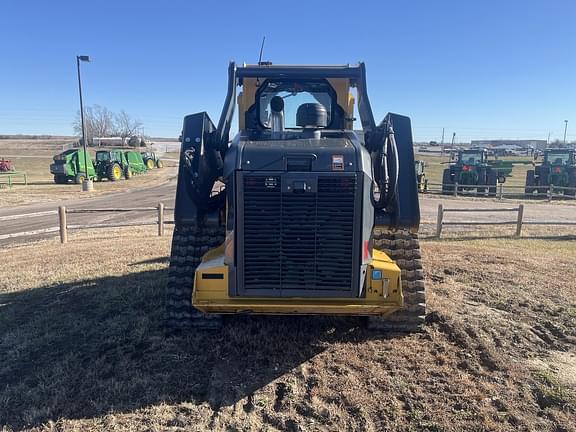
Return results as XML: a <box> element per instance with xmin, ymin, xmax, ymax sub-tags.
<box><xmin>240</xmin><ymin>174</ymin><xmax>358</xmax><ymax>296</ymax></box>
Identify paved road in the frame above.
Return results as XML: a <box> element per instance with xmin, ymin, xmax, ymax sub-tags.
<box><xmin>2</xmin><ymin>174</ymin><xmax>574</xmax><ymax>244</ymax></box>
<box><xmin>0</xmin><ymin>168</ymin><xmax>178</xmax><ymax>244</ymax></box>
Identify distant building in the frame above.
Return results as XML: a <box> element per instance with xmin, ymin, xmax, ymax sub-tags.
<box><xmin>471</xmin><ymin>139</ymin><xmax>547</xmax><ymax>149</ymax></box>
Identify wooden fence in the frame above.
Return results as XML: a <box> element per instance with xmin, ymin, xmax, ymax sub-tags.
<box><xmin>435</xmin><ymin>203</ymin><xmax>576</xmax><ymax>238</ymax></box>
<box><xmin>423</xmin><ymin>182</ymin><xmax>576</xmax><ymax>201</ymax></box>
<box><xmin>2</xmin><ymin>202</ymin><xmax>575</xmax><ymax>243</ymax></box>
<box><xmin>0</xmin><ymin>171</ymin><xmax>28</xmax><ymax>188</ymax></box>
<box><xmin>58</xmin><ymin>203</ymin><xmax>173</xmax><ymax>243</ymax></box>
<box><xmin>0</xmin><ymin>203</ymin><xmax>172</xmax><ymax>242</ymax></box>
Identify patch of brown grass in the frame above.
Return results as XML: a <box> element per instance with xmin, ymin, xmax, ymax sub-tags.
<box><xmin>0</xmin><ymin>230</ymin><xmax>575</xmax><ymax>431</ymax></box>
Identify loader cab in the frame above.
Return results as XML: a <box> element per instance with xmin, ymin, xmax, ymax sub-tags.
<box><xmin>95</xmin><ymin>151</ymin><xmax>119</xmax><ymax>162</ymax></box>
<box><xmin>238</xmin><ymin>74</ymin><xmax>355</xmax><ymax>138</ymax></box>
<box><xmin>543</xmin><ymin>149</ymin><xmax>574</xmax><ymax>166</ymax></box>
<box><xmin>458</xmin><ymin>149</ymin><xmax>486</xmax><ymax>166</ymax></box>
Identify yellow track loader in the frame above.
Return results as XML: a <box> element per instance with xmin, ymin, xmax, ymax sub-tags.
<box><xmin>167</xmin><ymin>63</ymin><xmax>425</xmax><ymax>332</ymax></box>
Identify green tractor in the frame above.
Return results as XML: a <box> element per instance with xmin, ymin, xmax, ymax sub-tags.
<box><xmin>525</xmin><ymin>149</ymin><xmax>576</xmax><ymax>196</ymax></box>
<box><xmin>50</xmin><ymin>149</ymin><xmax>96</xmax><ymax>184</ymax></box>
<box><xmin>442</xmin><ymin>149</ymin><xmax>513</xmax><ymax>196</ymax></box>
<box><xmin>140</xmin><ymin>151</ymin><xmax>163</xmax><ymax>169</ymax></box>
<box><xmin>94</xmin><ymin>150</ymin><xmax>148</xmax><ymax>181</ymax></box>
<box><xmin>415</xmin><ymin>160</ymin><xmax>427</xmax><ymax>192</ymax></box>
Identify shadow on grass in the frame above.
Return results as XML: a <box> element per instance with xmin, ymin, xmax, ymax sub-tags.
<box><xmin>0</xmin><ymin>268</ymin><xmax>385</xmax><ymax>429</ymax></box>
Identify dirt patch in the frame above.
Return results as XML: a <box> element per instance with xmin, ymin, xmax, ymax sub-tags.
<box><xmin>0</xmin><ymin>232</ymin><xmax>575</xmax><ymax>431</ymax></box>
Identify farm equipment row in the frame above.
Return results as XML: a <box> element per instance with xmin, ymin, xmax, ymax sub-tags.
<box><xmin>415</xmin><ymin>148</ymin><xmax>576</xmax><ymax>198</ymax></box>
<box><xmin>441</xmin><ymin>149</ymin><xmax>519</xmax><ymax>196</ymax></box>
<box><xmin>525</xmin><ymin>149</ymin><xmax>576</xmax><ymax>196</ymax></box>
<box><xmin>50</xmin><ymin>149</ymin><xmax>163</xmax><ymax>184</ymax></box>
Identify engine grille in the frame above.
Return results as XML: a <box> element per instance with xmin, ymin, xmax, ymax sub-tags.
<box><xmin>239</xmin><ymin>173</ymin><xmax>359</xmax><ymax>297</ymax></box>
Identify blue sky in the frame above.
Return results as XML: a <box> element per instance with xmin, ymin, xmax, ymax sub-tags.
<box><xmin>0</xmin><ymin>0</ymin><xmax>574</xmax><ymax>142</ymax></box>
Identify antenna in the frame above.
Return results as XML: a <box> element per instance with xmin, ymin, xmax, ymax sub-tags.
<box><xmin>258</xmin><ymin>36</ymin><xmax>266</xmax><ymax>64</ymax></box>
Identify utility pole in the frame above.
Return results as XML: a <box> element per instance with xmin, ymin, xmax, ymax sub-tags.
<box><xmin>76</xmin><ymin>55</ymin><xmax>92</xmax><ymax>191</ymax></box>
<box><xmin>564</xmin><ymin>120</ymin><xmax>568</xmax><ymax>144</ymax></box>
<box><xmin>441</xmin><ymin>127</ymin><xmax>445</xmax><ymax>145</ymax></box>
<box><xmin>451</xmin><ymin>132</ymin><xmax>456</xmax><ymax>148</ymax></box>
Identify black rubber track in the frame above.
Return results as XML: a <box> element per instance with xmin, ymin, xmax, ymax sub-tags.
<box><xmin>368</xmin><ymin>228</ymin><xmax>426</xmax><ymax>332</ymax></box>
<box><xmin>166</xmin><ymin>224</ymin><xmax>225</xmax><ymax>333</ymax></box>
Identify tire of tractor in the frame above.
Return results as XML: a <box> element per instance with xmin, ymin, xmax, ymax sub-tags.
<box><xmin>525</xmin><ymin>170</ymin><xmax>536</xmax><ymax>195</ymax></box>
<box><xmin>567</xmin><ymin>172</ymin><xmax>576</xmax><ymax>197</ymax></box>
<box><xmin>441</xmin><ymin>169</ymin><xmax>453</xmax><ymax>195</ymax></box>
<box><xmin>156</xmin><ymin>160</ymin><xmax>163</xmax><ymax>168</ymax></box>
<box><xmin>124</xmin><ymin>167</ymin><xmax>133</xmax><ymax>180</ymax></box>
<box><xmin>487</xmin><ymin>171</ymin><xmax>498</xmax><ymax>197</ymax></box>
<box><xmin>74</xmin><ymin>173</ymin><xmax>86</xmax><ymax>185</ymax></box>
<box><xmin>166</xmin><ymin>224</ymin><xmax>226</xmax><ymax>333</ymax></box>
<box><xmin>53</xmin><ymin>175</ymin><xmax>66</xmax><ymax>184</ymax></box>
<box><xmin>107</xmin><ymin>163</ymin><xmax>122</xmax><ymax>181</ymax></box>
<box><xmin>368</xmin><ymin>228</ymin><xmax>426</xmax><ymax>332</ymax></box>
<box><xmin>537</xmin><ymin>169</ymin><xmax>549</xmax><ymax>196</ymax></box>
<box><xmin>146</xmin><ymin>159</ymin><xmax>155</xmax><ymax>170</ymax></box>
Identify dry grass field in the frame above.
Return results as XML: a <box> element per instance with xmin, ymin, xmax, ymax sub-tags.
<box><xmin>0</xmin><ymin>139</ymin><xmax>74</xmax><ymax>157</ymax></box>
<box><xmin>1</xmin><ymin>228</ymin><xmax>575</xmax><ymax>431</ymax></box>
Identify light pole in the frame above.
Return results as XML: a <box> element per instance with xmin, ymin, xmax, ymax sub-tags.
<box><xmin>76</xmin><ymin>55</ymin><xmax>92</xmax><ymax>191</ymax></box>
<box><xmin>564</xmin><ymin>120</ymin><xmax>568</xmax><ymax>145</ymax></box>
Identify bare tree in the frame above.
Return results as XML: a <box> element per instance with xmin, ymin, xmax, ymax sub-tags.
<box><xmin>73</xmin><ymin>105</ymin><xmax>116</xmax><ymax>145</ymax></box>
<box><xmin>114</xmin><ymin>110</ymin><xmax>143</xmax><ymax>145</ymax></box>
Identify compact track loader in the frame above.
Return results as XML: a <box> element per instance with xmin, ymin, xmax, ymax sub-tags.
<box><xmin>167</xmin><ymin>63</ymin><xmax>425</xmax><ymax>332</ymax></box>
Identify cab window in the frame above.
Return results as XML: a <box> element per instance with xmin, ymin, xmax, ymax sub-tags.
<box><xmin>258</xmin><ymin>80</ymin><xmax>334</xmax><ymax>129</ymax></box>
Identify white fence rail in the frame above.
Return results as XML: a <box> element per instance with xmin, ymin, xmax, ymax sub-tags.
<box><xmin>435</xmin><ymin>203</ymin><xmax>576</xmax><ymax>238</ymax></box>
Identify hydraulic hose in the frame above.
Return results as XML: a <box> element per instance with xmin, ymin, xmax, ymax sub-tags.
<box><xmin>371</xmin><ymin>124</ymin><xmax>400</xmax><ymax>211</ymax></box>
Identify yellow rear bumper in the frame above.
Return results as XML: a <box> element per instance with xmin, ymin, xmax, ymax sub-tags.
<box><xmin>192</xmin><ymin>248</ymin><xmax>402</xmax><ymax>316</ymax></box>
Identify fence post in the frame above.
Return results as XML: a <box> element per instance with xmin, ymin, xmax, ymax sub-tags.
<box><xmin>436</xmin><ymin>204</ymin><xmax>444</xmax><ymax>238</ymax></box>
<box><xmin>454</xmin><ymin>183</ymin><xmax>458</xmax><ymax>197</ymax></box>
<box><xmin>498</xmin><ymin>182</ymin><xmax>504</xmax><ymax>200</ymax></box>
<box><xmin>157</xmin><ymin>202</ymin><xmax>165</xmax><ymax>237</ymax></box>
<box><xmin>58</xmin><ymin>206</ymin><xmax>67</xmax><ymax>244</ymax></box>
<box><xmin>548</xmin><ymin>184</ymin><xmax>554</xmax><ymax>202</ymax></box>
<box><xmin>515</xmin><ymin>204</ymin><xmax>524</xmax><ymax>237</ymax></box>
